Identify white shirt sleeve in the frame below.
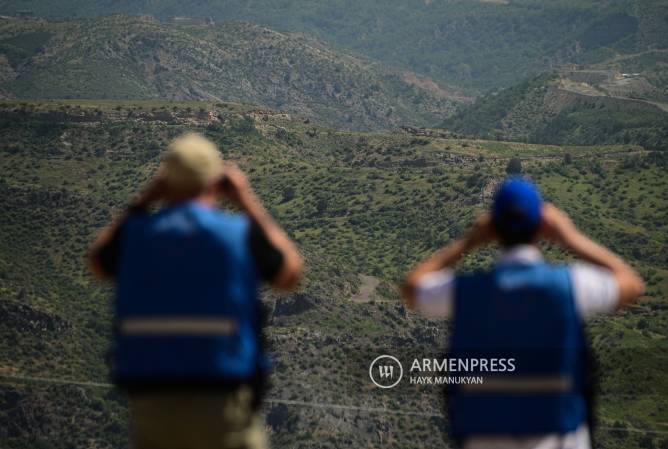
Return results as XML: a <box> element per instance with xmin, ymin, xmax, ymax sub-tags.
<box><xmin>415</xmin><ymin>269</ymin><xmax>455</xmax><ymax>319</ymax></box>
<box><xmin>570</xmin><ymin>263</ymin><xmax>619</xmax><ymax>318</ymax></box>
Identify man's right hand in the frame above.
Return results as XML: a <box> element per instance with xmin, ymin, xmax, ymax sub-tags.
<box><xmin>218</xmin><ymin>164</ymin><xmax>255</xmax><ymax>209</ymax></box>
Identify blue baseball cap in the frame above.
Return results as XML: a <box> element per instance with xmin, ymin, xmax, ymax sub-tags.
<box><xmin>492</xmin><ymin>178</ymin><xmax>543</xmax><ymax>241</ymax></box>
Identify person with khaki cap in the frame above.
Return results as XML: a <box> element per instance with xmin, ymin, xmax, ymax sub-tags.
<box><xmin>88</xmin><ymin>132</ymin><xmax>303</xmax><ymax>449</ymax></box>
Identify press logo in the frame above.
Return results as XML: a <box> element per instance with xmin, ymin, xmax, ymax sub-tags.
<box><xmin>369</xmin><ymin>355</ymin><xmax>403</xmax><ymax>389</ymax></box>
<box><xmin>378</xmin><ymin>365</ymin><xmax>394</xmax><ymax>379</ymax></box>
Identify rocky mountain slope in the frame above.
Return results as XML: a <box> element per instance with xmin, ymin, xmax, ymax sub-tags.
<box><xmin>0</xmin><ymin>0</ymin><xmax>666</xmax><ymax>92</ymax></box>
<box><xmin>0</xmin><ymin>100</ymin><xmax>666</xmax><ymax>448</ymax></box>
<box><xmin>0</xmin><ymin>15</ymin><xmax>460</xmax><ymax>130</ymax></box>
<box><xmin>442</xmin><ymin>72</ymin><xmax>668</xmax><ymax>149</ymax></box>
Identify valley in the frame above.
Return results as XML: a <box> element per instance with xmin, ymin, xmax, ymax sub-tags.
<box><xmin>0</xmin><ymin>100</ymin><xmax>666</xmax><ymax>448</ymax></box>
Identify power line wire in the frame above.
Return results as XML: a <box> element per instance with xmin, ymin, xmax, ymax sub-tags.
<box><xmin>1</xmin><ymin>373</ymin><xmax>666</xmax><ymax>435</ymax></box>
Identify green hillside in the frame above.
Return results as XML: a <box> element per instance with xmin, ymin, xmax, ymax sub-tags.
<box><xmin>0</xmin><ymin>0</ymin><xmax>666</xmax><ymax>92</ymax></box>
<box><xmin>0</xmin><ymin>100</ymin><xmax>666</xmax><ymax>448</ymax></box>
<box><xmin>442</xmin><ymin>72</ymin><xmax>668</xmax><ymax>149</ymax></box>
<box><xmin>0</xmin><ymin>16</ymin><xmax>460</xmax><ymax>130</ymax></box>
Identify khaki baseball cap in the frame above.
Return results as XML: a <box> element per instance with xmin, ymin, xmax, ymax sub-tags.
<box><xmin>161</xmin><ymin>133</ymin><xmax>223</xmax><ymax>193</ymax></box>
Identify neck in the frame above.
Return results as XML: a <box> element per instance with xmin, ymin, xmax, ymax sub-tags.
<box><xmin>165</xmin><ymin>193</ymin><xmax>217</xmax><ymax>208</ymax></box>
<box><xmin>497</xmin><ymin>244</ymin><xmax>543</xmax><ymax>265</ymax></box>
<box><xmin>164</xmin><ymin>183</ymin><xmax>218</xmax><ymax>208</ymax></box>
<box><xmin>196</xmin><ymin>193</ymin><xmax>218</xmax><ymax>208</ymax></box>
<box><xmin>502</xmin><ymin>243</ymin><xmax>537</xmax><ymax>250</ymax></box>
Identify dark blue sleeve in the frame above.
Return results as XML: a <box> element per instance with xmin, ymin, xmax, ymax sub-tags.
<box><xmin>248</xmin><ymin>221</ymin><xmax>284</xmax><ymax>282</ymax></box>
<box><xmin>97</xmin><ymin>223</ymin><xmax>125</xmax><ymax>277</ymax></box>
<box><xmin>96</xmin><ymin>210</ymin><xmax>147</xmax><ymax>277</ymax></box>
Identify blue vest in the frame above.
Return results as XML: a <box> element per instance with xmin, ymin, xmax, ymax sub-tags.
<box><xmin>449</xmin><ymin>263</ymin><xmax>587</xmax><ymax>436</ymax></box>
<box><xmin>114</xmin><ymin>202</ymin><xmax>265</xmax><ymax>385</ymax></box>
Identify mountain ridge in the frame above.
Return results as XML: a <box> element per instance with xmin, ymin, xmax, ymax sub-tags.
<box><xmin>1</xmin><ymin>0</ymin><xmax>666</xmax><ymax>92</ymax></box>
<box><xmin>0</xmin><ymin>15</ymin><xmax>461</xmax><ymax>130</ymax></box>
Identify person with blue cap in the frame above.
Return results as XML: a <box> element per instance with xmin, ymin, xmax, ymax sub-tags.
<box><xmin>402</xmin><ymin>177</ymin><xmax>644</xmax><ymax>449</ymax></box>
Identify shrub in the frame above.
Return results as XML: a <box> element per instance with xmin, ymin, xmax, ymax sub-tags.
<box><xmin>505</xmin><ymin>157</ymin><xmax>522</xmax><ymax>175</ymax></box>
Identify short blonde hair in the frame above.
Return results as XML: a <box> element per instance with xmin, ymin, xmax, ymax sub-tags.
<box><xmin>162</xmin><ymin>133</ymin><xmax>223</xmax><ymax>193</ymax></box>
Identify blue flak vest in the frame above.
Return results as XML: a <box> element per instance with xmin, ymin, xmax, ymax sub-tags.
<box><xmin>449</xmin><ymin>263</ymin><xmax>587</xmax><ymax>436</ymax></box>
<box><xmin>114</xmin><ymin>202</ymin><xmax>266</xmax><ymax>385</ymax></box>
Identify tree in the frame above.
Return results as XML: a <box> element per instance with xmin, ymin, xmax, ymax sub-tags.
<box><xmin>316</xmin><ymin>198</ymin><xmax>328</xmax><ymax>215</ymax></box>
<box><xmin>506</xmin><ymin>158</ymin><xmax>522</xmax><ymax>175</ymax></box>
<box><xmin>282</xmin><ymin>186</ymin><xmax>295</xmax><ymax>203</ymax></box>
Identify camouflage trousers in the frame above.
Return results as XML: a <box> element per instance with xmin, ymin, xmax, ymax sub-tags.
<box><xmin>130</xmin><ymin>385</ymin><xmax>268</xmax><ymax>449</ymax></box>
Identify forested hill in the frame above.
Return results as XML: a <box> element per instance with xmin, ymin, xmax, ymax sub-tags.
<box><xmin>0</xmin><ymin>0</ymin><xmax>666</xmax><ymax>92</ymax></box>
<box><xmin>0</xmin><ymin>15</ymin><xmax>461</xmax><ymax>130</ymax></box>
<box><xmin>441</xmin><ymin>72</ymin><xmax>668</xmax><ymax>150</ymax></box>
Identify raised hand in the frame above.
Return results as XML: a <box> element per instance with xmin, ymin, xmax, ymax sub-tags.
<box><xmin>537</xmin><ymin>203</ymin><xmax>577</xmax><ymax>246</ymax></box>
<box><xmin>131</xmin><ymin>172</ymin><xmax>168</xmax><ymax>210</ymax></box>
<box><xmin>464</xmin><ymin>212</ymin><xmax>497</xmax><ymax>251</ymax></box>
<box><xmin>218</xmin><ymin>164</ymin><xmax>254</xmax><ymax>209</ymax></box>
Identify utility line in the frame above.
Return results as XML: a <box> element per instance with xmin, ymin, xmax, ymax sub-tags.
<box><xmin>1</xmin><ymin>373</ymin><xmax>666</xmax><ymax>435</ymax></box>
